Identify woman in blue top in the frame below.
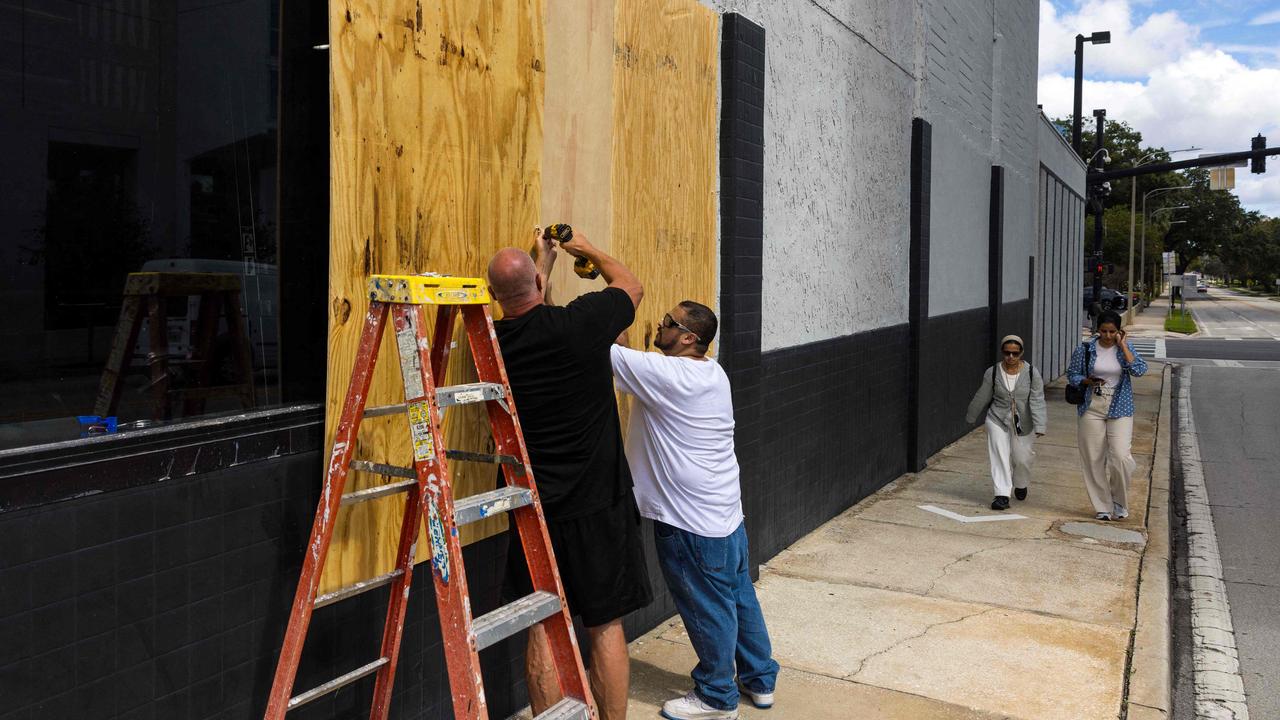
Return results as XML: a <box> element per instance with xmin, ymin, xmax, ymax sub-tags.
<box><xmin>1067</xmin><ymin>310</ymin><xmax>1148</xmax><ymax>521</ymax></box>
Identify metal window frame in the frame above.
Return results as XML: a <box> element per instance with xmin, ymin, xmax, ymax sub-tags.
<box><xmin>0</xmin><ymin>404</ymin><xmax>323</xmax><ymax>514</ymax></box>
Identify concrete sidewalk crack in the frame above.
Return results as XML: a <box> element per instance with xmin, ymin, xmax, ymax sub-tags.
<box><xmin>922</xmin><ymin>540</ymin><xmax>1017</xmax><ymax>596</ymax></box>
<box><xmin>844</xmin><ymin>607</ymin><xmax>996</xmax><ymax>680</ymax></box>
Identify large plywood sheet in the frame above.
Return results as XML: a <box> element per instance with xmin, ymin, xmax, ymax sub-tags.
<box><xmin>542</xmin><ymin>0</ymin><xmax>616</xmax><ymax>303</ymax></box>
<box><xmin>322</xmin><ymin>0</ymin><xmax>718</xmax><ymax>594</ymax></box>
<box><xmin>323</xmin><ymin>0</ymin><xmax>544</xmax><ymax>592</ymax></box>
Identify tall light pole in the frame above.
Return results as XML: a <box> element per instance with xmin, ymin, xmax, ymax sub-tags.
<box><xmin>1091</xmin><ymin>109</ymin><xmax>1107</xmax><ymax>311</ymax></box>
<box><xmin>1073</xmin><ymin>31</ymin><xmax>1112</xmax><ymax>155</ymax></box>
<box><xmin>1125</xmin><ymin>148</ymin><xmax>1199</xmax><ymax>321</ymax></box>
<box><xmin>1141</xmin><ymin>184</ymin><xmax>1193</xmax><ymax>299</ymax></box>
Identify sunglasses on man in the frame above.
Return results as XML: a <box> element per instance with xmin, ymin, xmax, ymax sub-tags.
<box><xmin>661</xmin><ymin>313</ymin><xmax>704</xmax><ymax>344</ymax></box>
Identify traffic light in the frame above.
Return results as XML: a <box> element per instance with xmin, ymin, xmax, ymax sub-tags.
<box><xmin>1252</xmin><ymin>134</ymin><xmax>1266</xmax><ymax>174</ymax></box>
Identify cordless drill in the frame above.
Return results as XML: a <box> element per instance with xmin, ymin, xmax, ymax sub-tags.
<box><xmin>543</xmin><ymin>223</ymin><xmax>600</xmax><ymax>280</ymax></box>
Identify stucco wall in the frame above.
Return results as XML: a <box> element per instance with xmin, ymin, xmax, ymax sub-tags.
<box><xmin>702</xmin><ymin>0</ymin><xmax>1060</xmax><ymax>344</ymax></box>
<box><xmin>702</xmin><ymin>0</ymin><xmax>917</xmax><ymax>351</ymax></box>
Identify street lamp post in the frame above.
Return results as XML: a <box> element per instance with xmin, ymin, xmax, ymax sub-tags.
<box><xmin>1091</xmin><ymin>109</ymin><xmax>1107</xmax><ymax>312</ymax></box>
<box><xmin>1125</xmin><ymin>148</ymin><xmax>1199</xmax><ymax>321</ymax></box>
<box><xmin>1141</xmin><ymin>184</ymin><xmax>1193</xmax><ymax>299</ymax></box>
<box><xmin>1072</xmin><ymin>31</ymin><xmax>1112</xmax><ymax>155</ymax></box>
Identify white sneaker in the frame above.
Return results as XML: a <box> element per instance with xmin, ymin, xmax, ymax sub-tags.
<box><xmin>661</xmin><ymin>690</ymin><xmax>739</xmax><ymax>720</ymax></box>
<box><xmin>1113</xmin><ymin>503</ymin><xmax>1130</xmax><ymax>519</ymax></box>
<box><xmin>1095</xmin><ymin>512</ymin><xmax>1112</xmax><ymax>521</ymax></box>
<box><xmin>738</xmin><ymin>683</ymin><xmax>775</xmax><ymax>709</ymax></box>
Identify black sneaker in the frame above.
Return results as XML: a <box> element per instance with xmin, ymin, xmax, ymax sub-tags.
<box><xmin>991</xmin><ymin>496</ymin><xmax>1010</xmax><ymax>511</ymax></box>
<box><xmin>1015</xmin><ymin>488</ymin><xmax>1028</xmax><ymax>501</ymax></box>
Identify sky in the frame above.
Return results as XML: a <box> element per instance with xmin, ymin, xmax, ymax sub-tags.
<box><xmin>1037</xmin><ymin>0</ymin><xmax>1280</xmax><ymax>217</ymax></box>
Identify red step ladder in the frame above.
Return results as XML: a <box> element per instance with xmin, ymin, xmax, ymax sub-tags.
<box><xmin>263</xmin><ymin>274</ymin><xmax>595</xmax><ymax>720</ymax></box>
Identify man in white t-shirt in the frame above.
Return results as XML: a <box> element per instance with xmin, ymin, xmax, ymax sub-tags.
<box><xmin>611</xmin><ymin>301</ymin><xmax>778</xmax><ymax>720</ymax></box>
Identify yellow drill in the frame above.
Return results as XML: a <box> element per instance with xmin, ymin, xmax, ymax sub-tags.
<box><xmin>544</xmin><ymin>223</ymin><xmax>600</xmax><ymax>280</ymax></box>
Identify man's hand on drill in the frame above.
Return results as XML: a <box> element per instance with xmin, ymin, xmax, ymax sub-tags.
<box><xmin>557</xmin><ymin>229</ymin><xmax>596</xmax><ymax>260</ymax></box>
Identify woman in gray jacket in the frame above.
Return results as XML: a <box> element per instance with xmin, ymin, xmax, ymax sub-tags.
<box><xmin>965</xmin><ymin>335</ymin><xmax>1047</xmax><ymax>510</ymax></box>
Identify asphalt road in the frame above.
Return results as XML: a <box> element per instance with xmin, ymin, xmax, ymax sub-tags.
<box><xmin>1183</xmin><ymin>287</ymin><xmax>1280</xmax><ymax>340</ymax></box>
<box><xmin>1187</xmin><ymin>366</ymin><xmax>1280</xmax><ymax>718</ymax></box>
<box><xmin>1165</xmin><ymin>339</ymin><xmax>1280</xmax><ymax>361</ymax></box>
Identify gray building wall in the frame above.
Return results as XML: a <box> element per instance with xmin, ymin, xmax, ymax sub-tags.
<box><xmin>703</xmin><ymin>0</ymin><xmax>917</xmax><ymax>350</ymax></box>
<box><xmin>1033</xmin><ymin>113</ymin><xmax>1087</xmax><ymax>379</ymax></box>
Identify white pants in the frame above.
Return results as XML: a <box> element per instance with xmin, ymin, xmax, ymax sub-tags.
<box><xmin>1076</xmin><ymin>391</ymin><xmax>1137</xmax><ymax>514</ymax></box>
<box><xmin>985</xmin><ymin>417</ymin><xmax>1035</xmax><ymax>498</ymax></box>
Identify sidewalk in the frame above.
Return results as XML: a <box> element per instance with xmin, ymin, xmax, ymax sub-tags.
<box><xmin>626</xmin><ymin>366</ymin><xmax>1173</xmax><ymax>720</ymax></box>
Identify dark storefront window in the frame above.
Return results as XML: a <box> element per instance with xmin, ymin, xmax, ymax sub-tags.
<box><xmin>0</xmin><ymin>0</ymin><xmax>328</xmax><ymax>450</ymax></box>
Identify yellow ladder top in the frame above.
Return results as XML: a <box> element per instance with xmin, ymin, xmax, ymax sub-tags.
<box><xmin>367</xmin><ymin>275</ymin><xmax>491</xmax><ymax>305</ymax></box>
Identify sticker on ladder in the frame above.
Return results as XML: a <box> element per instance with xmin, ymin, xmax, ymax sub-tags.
<box><xmin>428</xmin><ymin>499</ymin><xmax>450</xmax><ymax>584</ymax></box>
<box><xmin>407</xmin><ymin>401</ymin><xmax>437</xmax><ymax>461</ymax></box>
<box><xmin>454</xmin><ymin>389</ymin><xmax>484</xmax><ymax>404</ymax></box>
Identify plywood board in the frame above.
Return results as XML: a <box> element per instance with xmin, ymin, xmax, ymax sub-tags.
<box><xmin>542</xmin><ymin>0</ymin><xmax>617</xmax><ymax>303</ymax></box>
<box><xmin>323</xmin><ymin>0</ymin><xmax>544</xmax><ymax>593</ymax></box>
<box><xmin>610</xmin><ymin>0</ymin><xmax>720</xmax><ymax>362</ymax></box>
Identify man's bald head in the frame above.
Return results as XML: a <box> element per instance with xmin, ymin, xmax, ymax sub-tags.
<box><xmin>487</xmin><ymin>248</ymin><xmax>541</xmax><ymax>307</ymax></box>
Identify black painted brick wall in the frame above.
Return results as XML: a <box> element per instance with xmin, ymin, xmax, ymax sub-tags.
<box><xmin>998</xmin><ymin>299</ymin><xmax>1034</xmax><ymax>362</ymax></box>
<box><xmin>918</xmin><ymin>307</ymin><xmax>991</xmax><ymax>460</ymax></box>
<box><xmin>747</xmin><ymin>326</ymin><xmax>911</xmax><ymax>566</ymax></box>
<box><xmin>717</xmin><ymin>12</ymin><xmax>767</xmax><ymax>576</ymax></box>
<box><xmin>0</xmin><ymin>454</ymin><xmax>527</xmax><ymax>720</ymax></box>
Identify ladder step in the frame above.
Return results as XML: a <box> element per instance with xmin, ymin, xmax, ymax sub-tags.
<box><xmin>472</xmin><ymin>591</ymin><xmax>562</xmax><ymax>651</ymax></box>
<box><xmin>444</xmin><ymin>449</ymin><xmax>524</xmax><ymax>469</ymax></box>
<box><xmin>361</xmin><ymin>382</ymin><xmax>506</xmax><ymax>418</ymax></box>
<box><xmin>349</xmin><ymin>460</ymin><xmax>417</xmax><ymax>479</ymax></box>
<box><xmin>341</xmin><ymin>479</ymin><xmax>417</xmax><ymax>506</ymax></box>
<box><xmin>287</xmin><ymin>657</ymin><xmax>389</xmax><ymax>710</ymax></box>
<box><xmin>314</xmin><ymin>569</ymin><xmax>405</xmax><ymax>609</ymax></box>
<box><xmin>453</xmin><ymin>486</ymin><xmax>534</xmax><ymax>526</ymax></box>
<box><xmin>437</xmin><ymin>382</ymin><xmax>505</xmax><ymax>407</ymax></box>
<box><xmin>534</xmin><ymin>697</ymin><xmax>592</xmax><ymax>720</ymax></box>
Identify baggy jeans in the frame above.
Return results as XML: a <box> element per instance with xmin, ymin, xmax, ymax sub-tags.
<box><xmin>1077</xmin><ymin>389</ymin><xmax>1137</xmax><ymax>514</ymax></box>
<box><xmin>653</xmin><ymin>520</ymin><xmax>779</xmax><ymax>711</ymax></box>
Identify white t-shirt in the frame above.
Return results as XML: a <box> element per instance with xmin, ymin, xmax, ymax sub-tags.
<box><xmin>609</xmin><ymin>345</ymin><xmax>743</xmax><ymax>537</ymax></box>
<box><xmin>1000</xmin><ymin>367</ymin><xmax>1019</xmax><ymax>392</ymax></box>
<box><xmin>1093</xmin><ymin>344</ymin><xmax>1123</xmax><ymax>388</ymax></box>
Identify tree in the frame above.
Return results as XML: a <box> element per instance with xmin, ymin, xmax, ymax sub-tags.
<box><xmin>1053</xmin><ymin>117</ymin><xmax>1182</xmax><ymax>213</ymax></box>
<box><xmin>1162</xmin><ymin>168</ymin><xmax>1252</xmax><ymax>274</ymax></box>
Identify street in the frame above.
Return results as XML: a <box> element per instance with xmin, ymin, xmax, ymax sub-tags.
<box><xmin>1186</xmin><ymin>366</ymin><xmax>1280</xmax><ymax>719</ymax></box>
<box><xmin>1182</xmin><ymin>286</ymin><xmax>1280</xmax><ymax>340</ymax></box>
<box><xmin>1153</xmin><ymin>285</ymin><xmax>1280</xmax><ymax>718</ymax></box>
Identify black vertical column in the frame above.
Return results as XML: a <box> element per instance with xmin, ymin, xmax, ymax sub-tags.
<box><xmin>988</xmin><ymin>166</ymin><xmax>1005</xmax><ymax>352</ymax></box>
<box><xmin>719</xmin><ymin>14</ymin><xmax>766</xmax><ymax>567</ymax></box>
<box><xmin>907</xmin><ymin>118</ymin><xmax>932</xmax><ymax>473</ymax></box>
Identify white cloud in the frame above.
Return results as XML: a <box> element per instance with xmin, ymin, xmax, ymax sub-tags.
<box><xmin>1248</xmin><ymin>8</ymin><xmax>1280</xmax><ymax>25</ymax></box>
<box><xmin>1039</xmin><ymin>0</ymin><xmax>1201</xmax><ymax>79</ymax></box>
<box><xmin>1039</xmin><ymin>3</ymin><xmax>1280</xmax><ymax>217</ymax></box>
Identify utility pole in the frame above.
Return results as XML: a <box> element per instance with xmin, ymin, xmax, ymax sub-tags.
<box><xmin>1091</xmin><ymin>108</ymin><xmax>1107</xmax><ymax>311</ymax></box>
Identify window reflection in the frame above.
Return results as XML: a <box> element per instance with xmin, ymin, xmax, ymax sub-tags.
<box><xmin>0</xmin><ymin>0</ymin><xmax>321</xmax><ymax>449</ymax></box>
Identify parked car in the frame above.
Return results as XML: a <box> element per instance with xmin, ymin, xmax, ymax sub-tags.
<box><xmin>1197</xmin><ymin>281</ymin><xmax>1208</xmax><ymax>293</ymax></box>
<box><xmin>1082</xmin><ymin>286</ymin><xmax>1128</xmax><ymax>312</ymax></box>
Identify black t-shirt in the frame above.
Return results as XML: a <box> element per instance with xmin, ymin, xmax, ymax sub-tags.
<box><xmin>494</xmin><ymin>287</ymin><xmax>636</xmax><ymax>520</ymax></box>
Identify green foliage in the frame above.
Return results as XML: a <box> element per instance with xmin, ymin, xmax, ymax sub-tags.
<box><xmin>1164</xmin><ymin>310</ymin><xmax>1197</xmax><ymax>334</ymax></box>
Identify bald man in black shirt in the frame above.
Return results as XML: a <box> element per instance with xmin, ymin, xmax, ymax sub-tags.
<box><xmin>488</xmin><ymin>230</ymin><xmax>650</xmax><ymax>720</ymax></box>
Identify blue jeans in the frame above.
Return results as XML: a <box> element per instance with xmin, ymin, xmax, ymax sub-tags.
<box><xmin>653</xmin><ymin>520</ymin><xmax>779</xmax><ymax>711</ymax></box>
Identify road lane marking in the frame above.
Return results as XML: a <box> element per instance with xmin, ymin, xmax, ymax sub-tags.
<box><xmin>918</xmin><ymin>505</ymin><xmax>1027</xmax><ymax>523</ymax></box>
<box><xmin>1213</xmin><ymin>359</ymin><xmax>1245</xmax><ymax>368</ymax></box>
<box><xmin>1178</xmin><ymin>368</ymin><xmax>1251</xmax><ymax>718</ymax></box>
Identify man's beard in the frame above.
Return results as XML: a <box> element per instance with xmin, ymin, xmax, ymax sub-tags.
<box><xmin>654</xmin><ymin>333</ymin><xmax>676</xmax><ymax>353</ymax></box>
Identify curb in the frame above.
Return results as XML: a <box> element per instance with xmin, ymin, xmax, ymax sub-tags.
<box><xmin>1125</xmin><ymin>363</ymin><xmax>1173</xmax><ymax>719</ymax></box>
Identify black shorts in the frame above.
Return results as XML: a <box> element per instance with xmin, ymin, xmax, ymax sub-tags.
<box><xmin>505</xmin><ymin>495</ymin><xmax>653</xmax><ymax>628</ymax></box>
